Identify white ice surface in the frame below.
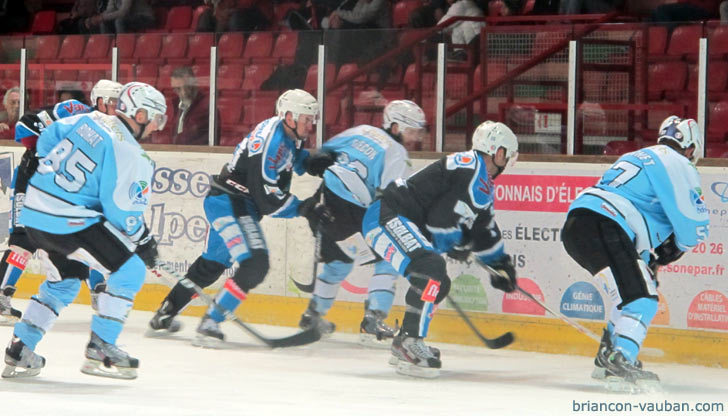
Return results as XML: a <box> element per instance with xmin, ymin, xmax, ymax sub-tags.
<box><xmin>1</xmin><ymin>300</ymin><xmax>726</xmax><ymax>416</ymax></box>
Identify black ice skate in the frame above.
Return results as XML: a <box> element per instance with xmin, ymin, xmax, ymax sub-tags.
<box><xmin>0</xmin><ymin>286</ymin><xmax>22</xmax><ymax>325</ymax></box>
<box><xmin>192</xmin><ymin>315</ymin><xmax>225</xmax><ymax>348</ymax></box>
<box><xmin>146</xmin><ymin>300</ymin><xmax>183</xmax><ymax>337</ymax></box>
<box><xmin>298</xmin><ymin>304</ymin><xmax>335</xmax><ymax>336</ymax></box>
<box><xmin>2</xmin><ymin>336</ymin><xmax>45</xmax><ymax>378</ymax></box>
<box><xmin>390</xmin><ymin>332</ymin><xmax>441</xmax><ymax>378</ymax></box>
<box><xmin>81</xmin><ymin>332</ymin><xmax>138</xmax><ymax>380</ymax></box>
<box><xmin>359</xmin><ymin>309</ymin><xmax>397</xmax><ymax>348</ymax></box>
<box><xmin>592</xmin><ymin>328</ymin><xmax>643</xmax><ymax>380</ymax></box>
<box><xmin>603</xmin><ymin>350</ymin><xmax>660</xmax><ymax>393</ymax></box>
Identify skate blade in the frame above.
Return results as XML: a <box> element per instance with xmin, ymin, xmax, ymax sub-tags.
<box><xmin>191</xmin><ymin>334</ymin><xmax>224</xmax><ymax>349</ymax></box>
<box><xmin>2</xmin><ymin>364</ymin><xmax>41</xmax><ymax>378</ymax></box>
<box><xmin>80</xmin><ymin>359</ymin><xmax>137</xmax><ymax>380</ymax></box>
<box><xmin>359</xmin><ymin>333</ymin><xmax>392</xmax><ymax>349</ymax></box>
<box><xmin>605</xmin><ymin>376</ymin><xmax>662</xmax><ymax>394</ymax></box>
<box><xmin>591</xmin><ymin>366</ymin><xmax>606</xmax><ymax>380</ymax></box>
<box><xmin>144</xmin><ymin>325</ymin><xmax>183</xmax><ymax>338</ymax></box>
<box><xmin>388</xmin><ymin>354</ymin><xmax>400</xmax><ymax>366</ymax></box>
<box><xmin>395</xmin><ymin>360</ymin><xmax>440</xmax><ymax>379</ymax></box>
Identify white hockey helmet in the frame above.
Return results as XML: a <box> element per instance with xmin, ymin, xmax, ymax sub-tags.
<box><xmin>382</xmin><ymin>100</ymin><xmax>427</xmax><ymax>131</ymax></box>
<box><xmin>658</xmin><ymin>116</ymin><xmax>703</xmax><ymax>163</ymax></box>
<box><xmin>116</xmin><ymin>82</ymin><xmax>168</xmax><ymax>131</ymax></box>
<box><xmin>276</xmin><ymin>89</ymin><xmax>319</xmax><ymax>121</ymax></box>
<box><xmin>472</xmin><ymin>120</ymin><xmax>519</xmax><ymax>159</ymax></box>
<box><xmin>90</xmin><ymin>79</ymin><xmax>122</xmax><ymax>107</ymax></box>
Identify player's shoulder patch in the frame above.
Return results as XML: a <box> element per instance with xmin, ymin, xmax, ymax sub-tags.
<box><xmin>248</xmin><ymin>117</ymin><xmax>278</xmax><ymax>156</ymax></box>
<box><xmin>446</xmin><ymin>150</ymin><xmax>478</xmax><ymax>170</ymax></box>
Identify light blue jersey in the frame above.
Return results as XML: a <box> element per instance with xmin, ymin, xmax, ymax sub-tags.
<box><xmin>570</xmin><ymin>144</ymin><xmax>709</xmax><ymax>253</ymax></box>
<box><xmin>322</xmin><ymin>125</ymin><xmax>409</xmax><ymax>208</ymax></box>
<box><xmin>20</xmin><ymin>111</ymin><xmax>154</xmax><ymax>240</ymax></box>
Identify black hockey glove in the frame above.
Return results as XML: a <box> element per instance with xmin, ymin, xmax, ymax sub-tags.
<box><xmin>19</xmin><ymin>148</ymin><xmax>39</xmax><ymax>178</ymax></box>
<box><xmin>135</xmin><ymin>226</ymin><xmax>159</xmax><ymax>269</ymax></box>
<box><xmin>304</xmin><ymin>151</ymin><xmax>336</xmax><ymax>177</ymax></box>
<box><xmin>654</xmin><ymin>234</ymin><xmax>684</xmax><ymax>266</ymax></box>
<box><xmin>487</xmin><ymin>255</ymin><xmax>517</xmax><ymax>293</ymax></box>
<box><xmin>297</xmin><ymin>196</ymin><xmax>334</xmax><ymax>231</ymax></box>
<box><xmin>447</xmin><ymin>246</ymin><xmax>471</xmax><ymax>262</ymax></box>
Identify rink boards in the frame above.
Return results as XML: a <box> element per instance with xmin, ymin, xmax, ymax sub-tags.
<box><xmin>1</xmin><ymin>145</ymin><xmax>726</xmax><ymax>368</ymax></box>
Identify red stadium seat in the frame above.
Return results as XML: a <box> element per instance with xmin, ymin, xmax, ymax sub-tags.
<box><xmin>116</xmin><ymin>34</ymin><xmax>137</xmax><ymax>60</ymax></box>
<box><xmin>53</xmin><ymin>69</ymin><xmax>78</xmax><ymax>82</ymax></box>
<box><xmin>603</xmin><ymin>140</ymin><xmax>641</xmax><ymax>155</ymax></box>
<box><xmin>666</xmin><ymin>25</ymin><xmax>702</xmax><ymax>59</ymax></box>
<box><xmin>58</xmin><ymin>35</ymin><xmax>86</xmax><ymax>62</ymax></box>
<box><xmin>682</xmin><ymin>61</ymin><xmax>728</xmax><ymax>97</ymax></box>
<box><xmin>165</xmin><ymin>6</ymin><xmax>193</xmax><ymax>32</ymax></box>
<box><xmin>242</xmin><ymin>97</ymin><xmax>276</xmax><ymax>125</ymax></box>
<box><xmin>33</xmin><ymin>35</ymin><xmax>60</xmax><ymax>62</ymax></box>
<box><xmin>707</xmin><ymin>100</ymin><xmax>728</xmax><ymax>142</ymax></box>
<box><xmin>337</xmin><ymin>63</ymin><xmax>366</xmax><ymax>84</ymax></box>
<box><xmin>647</xmin><ymin>62</ymin><xmax>687</xmax><ymax>100</ymax></box>
<box><xmin>647</xmin><ymin>26</ymin><xmax>667</xmax><ymax>57</ymax></box>
<box><xmin>158</xmin><ymin>64</ymin><xmax>175</xmax><ymax>90</ymax></box>
<box><xmin>303</xmin><ymin>64</ymin><xmax>336</xmax><ymax>93</ymax></box>
<box><xmin>187</xmin><ymin>33</ymin><xmax>213</xmax><ymax>61</ymax></box>
<box><xmin>134</xmin><ymin>33</ymin><xmax>162</xmax><ymax>62</ymax></box>
<box><xmin>218</xmin><ymin>97</ymin><xmax>244</xmax><ymax>126</ymax></box>
<box><xmin>241</xmin><ymin>64</ymin><xmax>274</xmax><ymax>92</ymax></box>
<box><xmin>218</xmin><ymin>63</ymin><xmax>245</xmax><ymax>91</ymax></box>
<box><xmin>709</xmin><ymin>26</ymin><xmax>728</xmax><ymax>57</ymax></box>
<box><xmin>190</xmin><ymin>6</ymin><xmax>210</xmax><ymax>32</ymax></box>
<box><xmin>243</xmin><ymin>32</ymin><xmax>273</xmax><ymax>62</ymax></box>
<box><xmin>135</xmin><ymin>63</ymin><xmax>158</xmax><ymax>85</ymax></box>
<box><xmin>78</xmin><ymin>69</ymin><xmax>106</xmax><ymax>83</ymax></box>
<box><xmin>161</xmin><ymin>33</ymin><xmax>190</xmax><ymax>65</ymax></box>
<box><xmin>705</xmin><ymin>143</ymin><xmax>728</xmax><ymax>158</ymax></box>
<box><xmin>217</xmin><ymin>33</ymin><xmax>245</xmax><ymax>64</ymax></box>
<box><xmin>272</xmin><ymin>32</ymin><xmax>298</xmax><ymax>64</ymax></box>
<box><xmin>83</xmin><ymin>35</ymin><xmax>112</xmax><ymax>62</ymax></box>
<box><xmin>393</xmin><ymin>1</ymin><xmax>421</xmax><ymax>28</ymax></box>
<box><xmin>30</xmin><ymin>10</ymin><xmax>56</xmax><ymax>34</ymax></box>
<box><xmin>273</xmin><ymin>2</ymin><xmax>300</xmax><ymax>29</ymax></box>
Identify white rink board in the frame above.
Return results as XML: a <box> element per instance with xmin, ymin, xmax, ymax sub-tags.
<box><xmin>1</xmin><ymin>147</ymin><xmax>726</xmax><ymax>335</ymax></box>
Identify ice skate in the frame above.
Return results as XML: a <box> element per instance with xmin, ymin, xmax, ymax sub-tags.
<box><xmin>390</xmin><ymin>332</ymin><xmax>441</xmax><ymax>378</ymax></box>
<box><xmin>592</xmin><ymin>329</ymin><xmax>643</xmax><ymax>380</ymax></box>
<box><xmin>146</xmin><ymin>300</ymin><xmax>183</xmax><ymax>337</ymax></box>
<box><xmin>359</xmin><ymin>309</ymin><xmax>397</xmax><ymax>348</ymax></box>
<box><xmin>2</xmin><ymin>336</ymin><xmax>45</xmax><ymax>378</ymax></box>
<box><xmin>0</xmin><ymin>286</ymin><xmax>22</xmax><ymax>325</ymax></box>
<box><xmin>298</xmin><ymin>306</ymin><xmax>335</xmax><ymax>337</ymax></box>
<box><xmin>603</xmin><ymin>351</ymin><xmax>661</xmax><ymax>393</ymax></box>
<box><xmin>192</xmin><ymin>315</ymin><xmax>225</xmax><ymax>348</ymax></box>
<box><xmin>80</xmin><ymin>332</ymin><xmax>138</xmax><ymax>380</ymax></box>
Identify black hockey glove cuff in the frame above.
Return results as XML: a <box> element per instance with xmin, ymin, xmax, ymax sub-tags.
<box><xmin>304</xmin><ymin>151</ymin><xmax>336</xmax><ymax>177</ymax></box>
<box><xmin>487</xmin><ymin>255</ymin><xmax>517</xmax><ymax>293</ymax></box>
<box><xmin>654</xmin><ymin>234</ymin><xmax>684</xmax><ymax>266</ymax></box>
<box><xmin>135</xmin><ymin>226</ymin><xmax>159</xmax><ymax>269</ymax></box>
<box><xmin>447</xmin><ymin>247</ymin><xmax>471</xmax><ymax>262</ymax></box>
<box><xmin>297</xmin><ymin>197</ymin><xmax>334</xmax><ymax>231</ymax></box>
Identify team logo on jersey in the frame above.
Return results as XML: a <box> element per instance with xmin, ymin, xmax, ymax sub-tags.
<box><xmin>129</xmin><ymin>181</ymin><xmax>150</xmax><ymax>205</ymax></box>
<box><xmin>454</xmin><ymin>153</ymin><xmax>476</xmax><ymax>166</ymax></box>
<box><xmin>249</xmin><ymin>137</ymin><xmax>264</xmax><ymax>154</ymax></box>
<box><xmin>383</xmin><ymin>244</ymin><xmax>396</xmax><ymax>262</ymax></box>
<box><xmin>690</xmin><ymin>187</ymin><xmax>708</xmax><ymax>214</ymax></box>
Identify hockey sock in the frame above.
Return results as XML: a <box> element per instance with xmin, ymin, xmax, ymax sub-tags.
<box><xmin>208</xmin><ymin>279</ymin><xmax>247</xmax><ymax>323</ymax></box>
<box><xmin>402</xmin><ymin>279</ymin><xmax>440</xmax><ymax>337</ymax></box>
<box><xmin>91</xmin><ymin>256</ymin><xmax>145</xmax><ymax>345</ymax></box>
<box><xmin>0</xmin><ymin>248</ymin><xmax>30</xmax><ymax>290</ymax></box>
<box><xmin>311</xmin><ymin>261</ymin><xmax>353</xmax><ymax>315</ymax></box>
<box><xmin>613</xmin><ymin>297</ymin><xmax>658</xmax><ymax>363</ymax></box>
<box><xmin>366</xmin><ymin>264</ymin><xmax>397</xmax><ymax>314</ymax></box>
<box><xmin>14</xmin><ymin>279</ymin><xmax>81</xmax><ymax>350</ymax></box>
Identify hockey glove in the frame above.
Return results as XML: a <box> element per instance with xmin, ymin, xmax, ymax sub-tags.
<box><xmin>654</xmin><ymin>234</ymin><xmax>684</xmax><ymax>266</ymax></box>
<box><xmin>487</xmin><ymin>255</ymin><xmax>517</xmax><ymax>293</ymax></box>
<box><xmin>304</xmin><ymin>151</ymin><xmax>336</xmax><ymax>177</ymax></box>
<box><xmin>447</xmin><ymin>246</ymin><xmax>471</xmax><ymax>262</ymax></box>
<box><xmin>297</xmin><ymin>196</ymin><xmax>334</xmax><ymax>231</ymax></box>
<box><xmin>135</xmin><ymin>227</ymin><xmax>159</xmax><ymax>269</ymax></box>
<box><xmin>19</xmin><ymin>148</ymin><xmax>39</xmax><ymax>179</ymax></box>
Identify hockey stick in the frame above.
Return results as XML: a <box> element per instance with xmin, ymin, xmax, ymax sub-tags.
<box><xmin>151</xmin><ymin>262</ymin><xmax>322</xmax><ymax>349</ymax></box>
<box><xmin>447</xmin><ymin>295</ymin><xmax>515</xmax><ymax>349</ymax></box>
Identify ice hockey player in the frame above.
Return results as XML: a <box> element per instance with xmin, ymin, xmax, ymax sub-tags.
<box><xmin>562</xmin><ymin>116</ymin><xmax>709</xmax><ymax>393</ymax></box>
<box><xmin>295</xmin><ymin>100</ymin><xmax>427</xmax><ymax>346</ymax></box>
<box><xmin>361</xmin><ymin>120</ymin><xmax>520</xmax><ymax>378</ymax></box>
<box><xmin>0</xmin><ymin>80</ymin><xmax>122</xmax><ymax>324</ymax></box>
<box><xmin>2</xmin><ymin>82</ymin><xmax>165</xmax><ymax>379</ymax></box>
<box><xmin>146</xmin><ymin>89</ymin><xmax>319</xmax><ymax>347</ymax></box>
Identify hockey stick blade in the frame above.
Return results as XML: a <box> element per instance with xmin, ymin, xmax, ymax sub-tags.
<box><xmin>447</xmin><ymin>295</ymin><xmax>515</xmax><ymax>349</ymax></box>
<box><xmin>151</xmin><ymin>263</ymin><xmax>322</xmax><ymax>349</ymax></box>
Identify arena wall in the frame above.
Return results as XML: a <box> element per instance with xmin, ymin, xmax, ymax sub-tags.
<box><xmin>2</xmin><ymin>145</ymin><xmax>726</xmax><ymax>367</ymax></box>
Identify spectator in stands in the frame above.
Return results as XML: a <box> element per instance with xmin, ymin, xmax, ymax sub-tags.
<box><xmin>409</xmin><ymin>0</ymin><xmax>450</xmax><ymax>29</ymax></box>
<box><xmin>58</xmin><ymin>0</ymin><xmax>100</xmax><ymax>34</ymax></box>
<box><xmin>438</xmin><ymin>0</ymin><xmax>485</xmax><ymax>61</ymax></box>
<box><xmin>169</xmin><ymin>66</ymin><xmax>217</xmax><ymax>146</ymax></box>
<box><xmin>722</xmin><ymin>1</ymin><xmax>728</xmax><ymax>23</ymax></box>
<box><xmin>559</xmin><ymin>0</ymin><xmax>621</xmax><ymax>14</ymax></box>
<box><xmin>325</xmin><ymin>0</ymin><xmax>391</xmax><ymax>30</ymax></box>
<box><xmin>0</xmin><ymin>0</ymin><xmax>41</xmax><ymax>34</ymax></box>
<box><xmin>0</xmin><ymin>88</ymin><xmax>20</xmax><ymax>140</ymax></box>
<box><xmin>85</xmin><ymin>0</ymin><xmax>155</xmax><ymax>34</ymax></box>
<box><xmin>197</xmin><ymin>0</ymin><xmax>270</xmax><ymax>32</ymax></box>
<box><xmin>57</xmin><ymin>89</ymin><xmax>87</xmax><ymax>104</ymax></box>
